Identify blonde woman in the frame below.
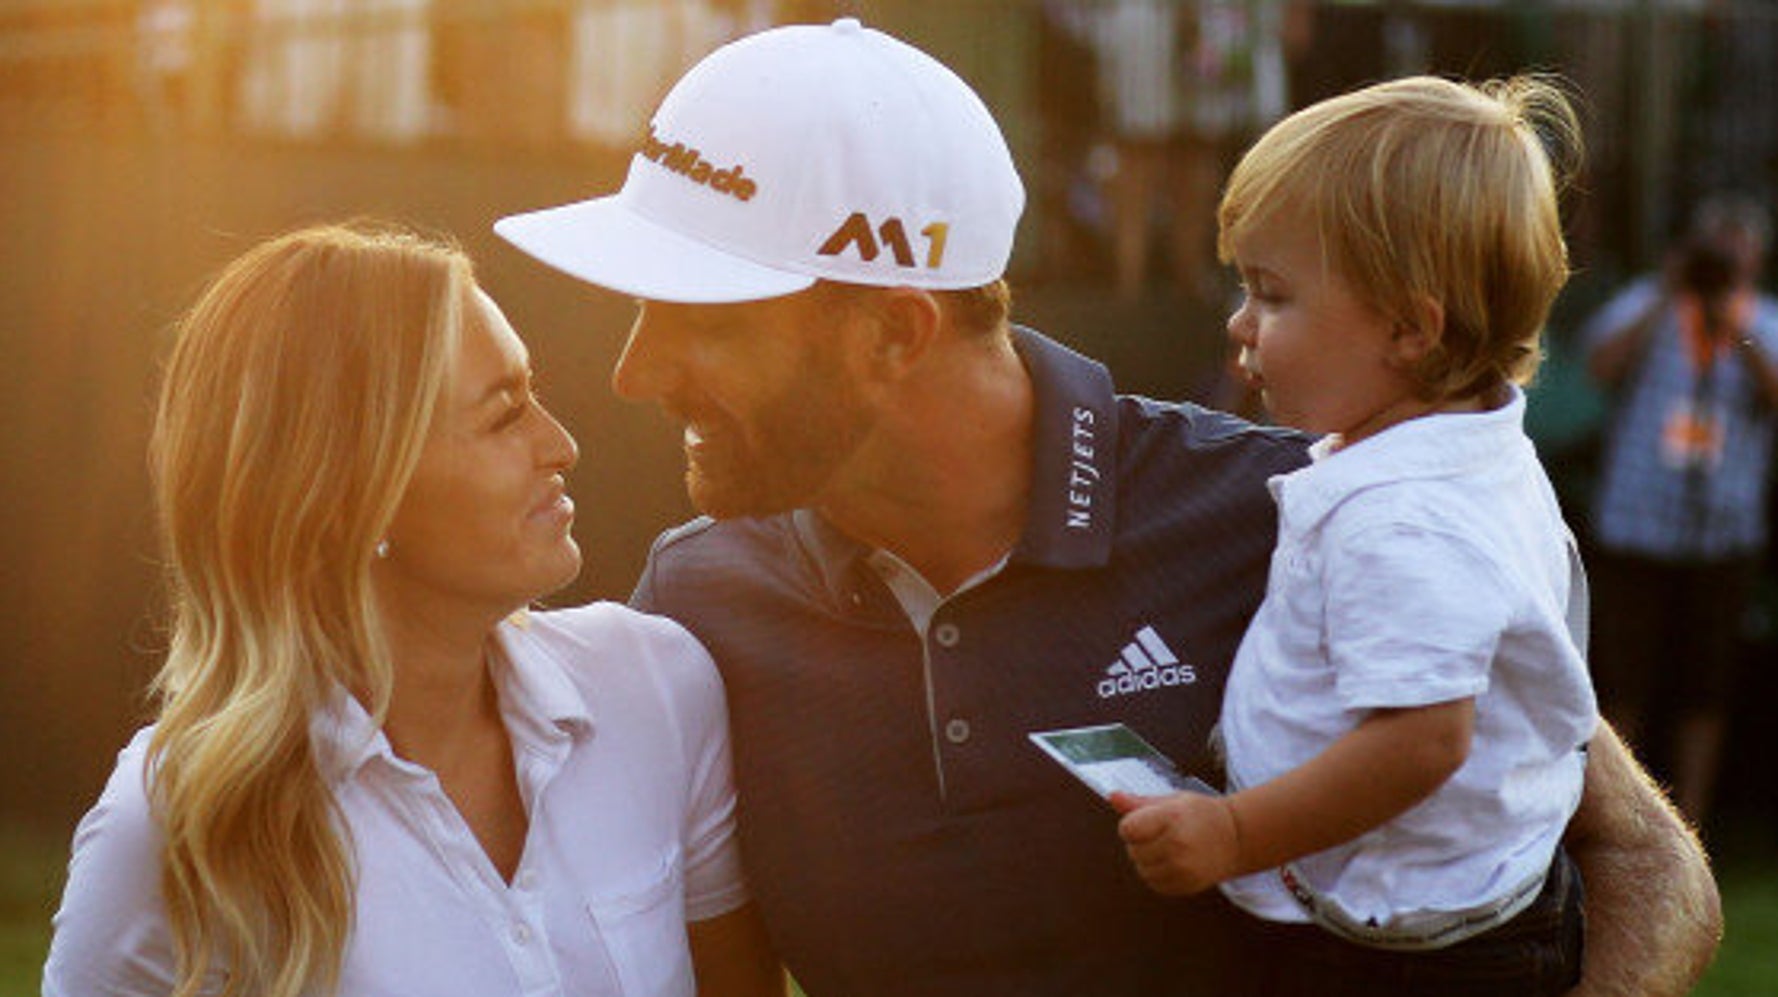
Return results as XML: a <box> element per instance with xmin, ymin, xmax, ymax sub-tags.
<box><xmin>43</xmin><ymin>222</ymin><xmax>782</xmax><ymax>997</ymax></box>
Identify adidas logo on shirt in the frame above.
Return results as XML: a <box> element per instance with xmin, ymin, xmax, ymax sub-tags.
<box><xmin>1096</xmin><ymin>626</ymin><xmax>1197</xmax><ymax>699</ymax></box>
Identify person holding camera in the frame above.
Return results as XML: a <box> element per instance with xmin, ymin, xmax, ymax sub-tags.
<box><xmin>1584</xmin><ymin>194</ymin><xmax>1778</xmax><ymax>827</ymax></box>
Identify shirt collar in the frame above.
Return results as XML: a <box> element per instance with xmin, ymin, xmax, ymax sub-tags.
<box><xmin>491</xmin><ymin>611</ymin><xmax>596</xmax><ymax>743</ymax></box>
<box><xmin>790</xmin><ymin>326</ymin><xmax>1122</xmax><ymax>599</ymax></box>
<box><xmin>309</xmin><ymin>686</ymin><xmax>385</xmax><ymax>783</ymax></box>
<box><xmin>1008</xmin><ymin>325</ymin><xmax>1122</xmax><ymax>568</ymax></box>
<box><xmin>309</xmin><ymin>612</ymin><xmax>596</xmax><ymax>783</ymax></box>
<box><xmin>865</xmin><ymin>546</ymin><xmax>1012</xmax><ymax>635</ymax></box>
<box><xmin>1271</xmin><ymin>385</ymin><xmax>1531</xmax><ymax>532</ymax></box>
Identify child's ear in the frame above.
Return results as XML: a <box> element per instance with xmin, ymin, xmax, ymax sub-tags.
<box><xmin>1389</xmin><ymin>296</ymin><xmax>1446</xmax><ymax>367</ymax></box>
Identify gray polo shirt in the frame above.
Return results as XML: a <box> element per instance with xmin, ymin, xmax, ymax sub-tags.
<box><xmin>632</xmin><ymin>326</ymin><xmax>1308</xmax><ymax>996</ymax></box>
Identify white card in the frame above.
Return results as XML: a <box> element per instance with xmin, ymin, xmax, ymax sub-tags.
<box><xmin>1029</xmin><ymin>723</ymin><xmax>1220</xmax><ymax>800</ymax></box>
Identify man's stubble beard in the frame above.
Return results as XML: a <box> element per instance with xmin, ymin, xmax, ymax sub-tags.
<box><xmin>685</xmin><ymin>343</ymin><xmax>877</xmax><ymax>520</ymax></box>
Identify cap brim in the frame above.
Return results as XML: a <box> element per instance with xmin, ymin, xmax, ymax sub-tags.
<box><xmin>494</xmin><ymin>195</ymin><xmax>816</xmax><ymax>304</ymax></box>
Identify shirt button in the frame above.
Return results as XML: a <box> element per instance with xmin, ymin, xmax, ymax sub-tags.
<box><xmin>945</xmin><ymin>718</ymin><xmax>971</xmax><ymax>744</ymax></box>
<box><xmin>848</xmin><ymin>590</ymin><xmax>864</xmax><ymax>608</ymax></box>
<box><xmin>934</xmin><ymin>623</ymin><xmax>960</xmax><ymax>647</ymax></box>
<box><xmin>516</xmin><ymin>869</ymin><xmax>539</xmax><ymax>891</ymax></box>
<box><xmin>511</xmin><ymin>922</ymin><xmax>532</xmax><ymax>946</ymax></box>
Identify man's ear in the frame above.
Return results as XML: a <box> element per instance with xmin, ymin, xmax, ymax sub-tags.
<box><xmin>1389</xmin><ymin>295</ymin><xmax>1446</xmax><ymax>367</ymax></box>
<box><xmin>860</xmin><ymin>286</ymin><xmax>942</xmax><ymax>379</ymax></box>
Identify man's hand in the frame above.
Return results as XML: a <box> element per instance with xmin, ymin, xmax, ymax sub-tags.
<box><xmin>1110</xmin><ymin>790</ymin><xmax>1242</xmax><ymax>895</ymax></box>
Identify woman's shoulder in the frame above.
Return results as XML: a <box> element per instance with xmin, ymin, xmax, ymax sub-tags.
<box><xmin>61</xmin><ymin>728</ymin><xmax>164</xmax><ymax>881</ymax></box>
<box><xmin>74</xmin><ymin>727</ymin><xmax>160</xmax><ymax>840</ymax></box>
<box><xmin>520</xmin><ymin>601</ymin><xmax>703</xmax><ymax>656</ymax></box>
<box><xmin>510</xmin><ymin>602</ymin><xmax>720</xmax><ymax>701</ymax></box>
<box><xmin>44</xmin><ymin>728</ymin><xmax>176</xmax><ymax>995</ymax></box>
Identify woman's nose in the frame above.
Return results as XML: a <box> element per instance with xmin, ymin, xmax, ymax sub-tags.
<box><xmin>538</xmin><ymin>406</ymin><xmax>579</xmax><ymax>471</ymax></box>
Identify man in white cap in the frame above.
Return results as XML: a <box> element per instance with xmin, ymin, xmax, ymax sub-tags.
<box><xmin>496</xmin><ymin>18</ymin><xmax>1720</xmax><ymax>996</ymax></box>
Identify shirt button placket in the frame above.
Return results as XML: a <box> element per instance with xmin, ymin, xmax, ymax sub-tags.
<box><xmin>505</xmin><ymin>871</ymin><xmax>556</xmax><ymax>993</ymax></box>
<box><xmin>933</xmin><ymin>621</ymin><xmax>970</xmax><ymax>746</ymax></box>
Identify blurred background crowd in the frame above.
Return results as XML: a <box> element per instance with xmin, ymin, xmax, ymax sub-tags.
<box><xmin>2</xmin><ymin>0</ymin><xmax>1776</xmax><ymax>889</ymax></box>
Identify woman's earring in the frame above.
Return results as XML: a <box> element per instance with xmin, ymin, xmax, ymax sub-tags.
<box><xmin>375</xmin><ymin>539</ymin><xmax>391</xmax><ymax>560</ymax></box>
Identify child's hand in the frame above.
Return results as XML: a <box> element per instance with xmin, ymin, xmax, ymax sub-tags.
<box><xmin>1109</xmin><ymin>790</ymin><xmax>1242</xmax><ymax>896</ymax></box>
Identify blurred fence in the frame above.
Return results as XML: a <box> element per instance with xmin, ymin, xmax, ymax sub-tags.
<box><xmin>3</xmin><ymin>0</ymin><xmax>1778</xmax><ymax>834</ymax></box>
<box><xmin>1</xmin><ymin>1</ymin><xmax>1776</xmax><ymax>278</ymax></box>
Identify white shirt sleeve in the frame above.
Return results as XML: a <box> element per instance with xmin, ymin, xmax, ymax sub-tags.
<box><xmin>649</xmin><ymin>622</ymin><xmax>748</xmax><ymax>923</ymax></box>
<box><xmin>1323</xmin><ymin>521</ymin><xmax>1509</xmax><ymax>710</ymax></box>
<box><xmin>43</xmin><ymin>729</ymin><xmax>194</xmax><ymax>997</ymax></box>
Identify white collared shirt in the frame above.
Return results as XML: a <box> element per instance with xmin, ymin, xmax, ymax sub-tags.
<box><xmin>1219</xmin><ymin>388</ymin><xmax>1598</xmax><ymax>927</ymax></box>
<box><xmin>45</xmin><ymin>602</ymin><xmax>746</xmax><ymax>997</ymax></box>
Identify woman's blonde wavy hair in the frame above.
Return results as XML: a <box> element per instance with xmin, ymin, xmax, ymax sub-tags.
<box><xmin>1218</xmin><ymin>74</ymin><xmax>1583</xmax><ymax>400</ymax></box>
<box><xmin>146</xmin><ymin>221</ymin><xmax>472</xmax><ymax>997</ymax></box>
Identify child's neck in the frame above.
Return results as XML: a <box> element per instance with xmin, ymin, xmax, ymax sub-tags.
<box><xmin>1435</xmin><ymin>390</ymin><xmax>1494</xmax><ymax>417</ymax></box>
<box><xmin>1329</xmin><ymin>385</ymin><xmax>1505</xmax><ymax>452</ymax></box>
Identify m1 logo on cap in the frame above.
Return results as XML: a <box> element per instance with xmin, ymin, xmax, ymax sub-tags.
<box><xmin>818</xmin><ymin>212</ymin><xmax>950</xmax><ymax>269</ymax></box>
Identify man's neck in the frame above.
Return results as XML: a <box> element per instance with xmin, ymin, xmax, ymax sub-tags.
<box><xmin>817</xmin><ymin>332</ymin><xmax>1034</xmax><ymax>596</ymax></box>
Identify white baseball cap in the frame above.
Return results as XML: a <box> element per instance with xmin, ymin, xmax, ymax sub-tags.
<box><xmin>494</xmin><ymin>17</ymin><xmax>1025</xmax><ymax>303</ymax></box>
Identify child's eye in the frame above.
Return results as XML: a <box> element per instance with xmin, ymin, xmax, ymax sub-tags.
<box><xmin>1245</xmin><ymin>282</ymin><xmax>1285</xmax><ymax>305</ymax></box>
<box><xmin>1236</xmin><ymin>272</ymin><xmax>1283</xmax><ymax>306</ymax></box>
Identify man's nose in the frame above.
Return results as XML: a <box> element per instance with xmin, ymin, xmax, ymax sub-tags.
<box><xmin>611</xmin><ymin>309</ymin><xmax>671</xmax><ymax>402</ymax></box>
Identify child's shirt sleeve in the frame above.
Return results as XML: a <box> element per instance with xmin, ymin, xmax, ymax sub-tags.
<box><xmin>1321</xmin><ymin>519</ymin><xmax>1511</xmax><ymax>711</ymax></box>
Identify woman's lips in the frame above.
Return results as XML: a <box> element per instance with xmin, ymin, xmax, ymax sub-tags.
<box><xmin>531</xmin><ymin>482</ymin><xmax>574</xmax><ymax>524</ymax></box>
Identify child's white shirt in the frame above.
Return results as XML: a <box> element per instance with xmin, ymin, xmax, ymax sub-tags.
<box><xmin>1218</xmin><ymin>386</ymin><xmax>1598</xmax><ymax>929</ymax></box>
